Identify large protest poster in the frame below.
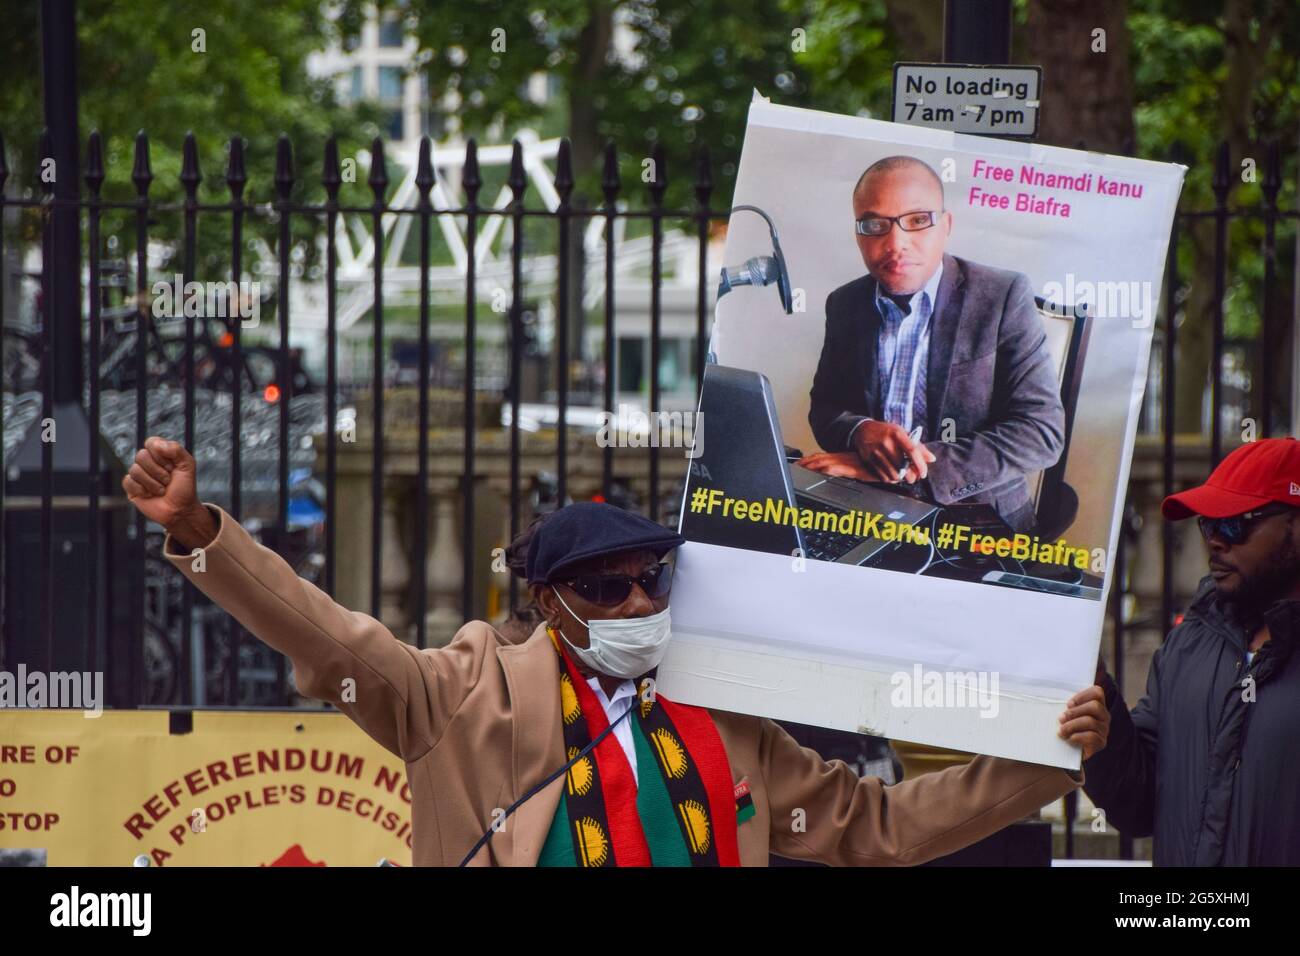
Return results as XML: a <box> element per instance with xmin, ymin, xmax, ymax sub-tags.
<box><xmin>660</xmin><ymin>96</ymin><xmax>1185</xmax><ymax>768</ymax></box>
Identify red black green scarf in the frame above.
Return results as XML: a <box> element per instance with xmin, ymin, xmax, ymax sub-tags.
<box><xmin>538</xmin><ymin>625</ymin><xmax>741</xmax><ymax>867</ymax></box>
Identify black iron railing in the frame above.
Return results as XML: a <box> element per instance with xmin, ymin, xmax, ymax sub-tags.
<box><xmin>0</xmin><ymin>130</ymin><xmax>724</xmax><ymax>708</ymax></box>
<box><xmin>0</xmin><ymin>131</ymin><xmax>1296</xmax><ymax>754</ymax></box>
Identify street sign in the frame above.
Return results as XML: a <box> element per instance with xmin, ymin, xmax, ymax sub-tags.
<box><xmin>892</xmin><ymin>62</ymin><xmax>1041</xmax><ymax>138</ymax></box>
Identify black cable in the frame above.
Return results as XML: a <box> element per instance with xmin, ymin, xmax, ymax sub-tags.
<box><xmin>457</xmin><ymin>701</ymin><xmax>638</xmax><ymax>867</ymax></box>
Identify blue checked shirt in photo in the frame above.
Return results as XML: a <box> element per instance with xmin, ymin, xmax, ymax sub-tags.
<box><xmin>847</xmin><ymin>261</ymin><xmax>944</xmax><ymax>448</ymax></box>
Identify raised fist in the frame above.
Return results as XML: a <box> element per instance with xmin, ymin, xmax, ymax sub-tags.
<box><xmin>122</xmin><ymin>437</ymin><xmax>200</xmax><ymax>531</ymax></box>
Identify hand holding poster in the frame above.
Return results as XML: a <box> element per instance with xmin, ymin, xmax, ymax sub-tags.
<box><xmin>661</xmin><ymin>96</ymin><xmax>1186</xmax><ymax>768</ymax></box>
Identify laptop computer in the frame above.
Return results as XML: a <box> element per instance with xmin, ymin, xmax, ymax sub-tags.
<box><xmin>680</xmin><ymin>364</ymin><xmax>938</xmax><ymax>565</ymax></box>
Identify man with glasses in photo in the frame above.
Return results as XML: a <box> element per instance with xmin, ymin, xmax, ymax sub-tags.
<box><xmin>122</xmin><ymin>437</ymin><xmax>1109</xmax><ymax>866</ymax></box>
<box><xmin>799</xmin><ymin>155</ymin><xmax>1065</xmax><ymax>532</ymax></box>
<box><xmin>1083</xmin><ymin>437</ymin><xmax>1300</xmax><ymax>864</ymax></box>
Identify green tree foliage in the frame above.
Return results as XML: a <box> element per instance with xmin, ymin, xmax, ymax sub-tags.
<box><xmin>1128</xmin><ymin>0</ymin><xmax>1299</xmax><ymax>429</ymax></box>
<box><xmin>390</xmin><ymin>0</ymin><xmax>902</xmax><ymax>209</ymax></box>
<box><xmin>0</xmin><ymin>1</ymin><xmax>381</xmax><ymax>293</ymax></box>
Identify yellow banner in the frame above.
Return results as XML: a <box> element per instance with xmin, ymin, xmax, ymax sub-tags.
<box><xmin>0</xmin><ymin>710</ymin><xmax>413</xmax><ymax>867</ymax></box>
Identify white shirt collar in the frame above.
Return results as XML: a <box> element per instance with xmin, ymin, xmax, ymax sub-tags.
<box><xmin>587</xmin><ymin>676</ymin><xmax>636</xmax><ymax>708</ymax></box>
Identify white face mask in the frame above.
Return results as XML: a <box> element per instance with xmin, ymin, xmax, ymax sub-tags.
<box><xmin>551</xmin><ymin>586</ymin><xmax>673</xmax><ymax>680</ymax></box>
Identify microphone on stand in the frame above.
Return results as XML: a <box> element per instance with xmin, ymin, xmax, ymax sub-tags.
<box><xmin>716</xmin><ymin>204</ymin><xmax>794</xmax><ymax>315</ymax></box>
<box><xmin>710</xmin><ymin>205</ymin><xmax>796</xmax><ymax>366</ymax></box>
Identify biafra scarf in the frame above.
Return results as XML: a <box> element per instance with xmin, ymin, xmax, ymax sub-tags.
<box><xmin>536</xmin><ymin>624</ymin><xmax>743</xmax><ymax>867</ymax></box>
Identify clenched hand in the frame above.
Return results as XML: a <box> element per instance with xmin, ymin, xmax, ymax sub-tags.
<box><xmin>122</xmin><ymin>437</ymin><xmax>216</xmax><ymax>550</ymax></box>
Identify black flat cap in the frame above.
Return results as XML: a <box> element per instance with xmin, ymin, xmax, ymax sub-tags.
<box><xmin>525</xmin><ymin>501</ymin><xmax>685</xmax><ymax>584</ymax></box>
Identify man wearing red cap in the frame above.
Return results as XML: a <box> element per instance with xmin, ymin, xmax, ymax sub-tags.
<box><xmin>1083</xmin><ymin>437</ymin><xmax>1300</xmax><ymax>865</ymax></box>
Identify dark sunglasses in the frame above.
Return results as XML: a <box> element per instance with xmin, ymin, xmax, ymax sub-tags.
<box><xmin>558</xmin><ymin>562</ymin><xmax>673</xmax><ymax>607</ymax></box>
<box><xmin>1197</xmin><ymin>504</ymin><xmax>1294</xmax><ymax>545</ymax></box>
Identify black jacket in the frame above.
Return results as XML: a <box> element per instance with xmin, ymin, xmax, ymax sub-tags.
<box><xmin>807</xmin><ymin>254</ymin><xmax>1065</xmax><ymax>531</ymax></box>
<box><xmin>1084</xmin><ymin>576</ymin><xmax>1300</xmax><ymax>865</ymax></box>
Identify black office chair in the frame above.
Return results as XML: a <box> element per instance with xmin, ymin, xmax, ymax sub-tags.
<box><xmin>1030</xmin><ymin>297</ymin><xmax>1092</xmax><ymax>541</ymax></box>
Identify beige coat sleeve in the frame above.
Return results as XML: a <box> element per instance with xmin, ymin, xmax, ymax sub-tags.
<box><xmin>757</xmin><ymin>718</ymin><xmax>1080</xmax><ymax>865</ymax></box>
<box><xmin>162</xmin><ymin>505</ymin><xmax>492</xmax><ymax>761</ymax></box>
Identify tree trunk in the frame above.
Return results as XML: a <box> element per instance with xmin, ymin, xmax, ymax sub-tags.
<box><xmin>883</xmin><ymin>0</ymin><xmax>943</xmax><ymax>61</ymax></box>
<box><xmin>1024</xmin><ymin>0</ymin><xmax>1135</xmax><ymax>154</ymax></box>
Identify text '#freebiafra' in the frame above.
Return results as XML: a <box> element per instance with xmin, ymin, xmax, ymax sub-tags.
<box><xmin>939</xmin><ymin>523</ymin><xmax>1091</xmax><ymax>569</ymax></box>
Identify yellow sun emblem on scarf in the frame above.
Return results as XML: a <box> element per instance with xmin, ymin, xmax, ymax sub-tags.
<box><xmin>650</xmin><ymin>728</ymin><xmax>688</xmax><ymax>779</ymax></box>
<box><xmin>566</xmin><ymin>746</ymin><xmax>594</xmax><ymax>796</ymax></box>
<box><xmin>574</xmin><ymin>816</ymin><xmax>610</xmax><ymax>867</ymax></box>
<box><xmin>560</xmin><ymin>674</ymin><xmax>581</xmax><ymax>725</ymax></box>
<box><xmin>677</xmin><ymin>799</ymin><xmax>711</xmax><ymax>855</ymax></box>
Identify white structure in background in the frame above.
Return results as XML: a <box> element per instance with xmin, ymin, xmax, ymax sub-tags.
<box><xmin>300</xmin><ymin>4</ymin><xmax>716</xmax><ymax>415</ymax></box>
<box><xmin>308</xmin><ymin>7</ymin><xmax>436</xmax><ymax>151</ymax></box>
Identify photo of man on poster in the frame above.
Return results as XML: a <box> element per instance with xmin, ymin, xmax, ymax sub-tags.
<box><xmin>798</xmin><ymin>155</ymin><xmax>1066</xmax><ymax>533</ymax></box>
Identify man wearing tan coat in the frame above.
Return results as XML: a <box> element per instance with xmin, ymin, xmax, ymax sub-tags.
<box><xmin>123</xmin><ymin>437</ymin><xmax>1109</xmax><ymax>867</ymax></box>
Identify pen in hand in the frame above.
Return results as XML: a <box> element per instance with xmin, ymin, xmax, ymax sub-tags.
<box><xmin>896</xmin><ymin>425</ymin><xmax>924</xmax><ymax>482</ymax></box>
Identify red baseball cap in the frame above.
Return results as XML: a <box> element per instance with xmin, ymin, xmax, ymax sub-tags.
<box><xmin>1162</xmin><ymin>437</ymin><xmax>1300</xmax><ymax>520</ymax></box>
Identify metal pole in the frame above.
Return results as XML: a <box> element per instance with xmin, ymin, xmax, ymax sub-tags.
<box><xmin>38</xmin><ymin>0</ymin><xmax>80</xmax><ymax>669</ymax></box>
<box><xmin>1292</xmin><ymin>126</ymin><xmax>1300</xmax><ymax>435</ymax></box>
<box><xmin>943</xmin><ymin>0</ymin><xmax>1012</xmax><ymax>64</ymax></box>
<box><xmin>39</xmin><ymin>0</ymin><xmax>81</xmax><ymax>403</ymax></box>
<box><xmin>1210</xmin><ymin>143</ymin><xmax>1230</xmax><ymax>466</ymax></box>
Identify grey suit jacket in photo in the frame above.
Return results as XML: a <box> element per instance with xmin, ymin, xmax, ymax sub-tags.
<box><xmin>808</xmin><ymin>253</ymin><xmax>1066</xmax><ymax>530</ymax></box>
